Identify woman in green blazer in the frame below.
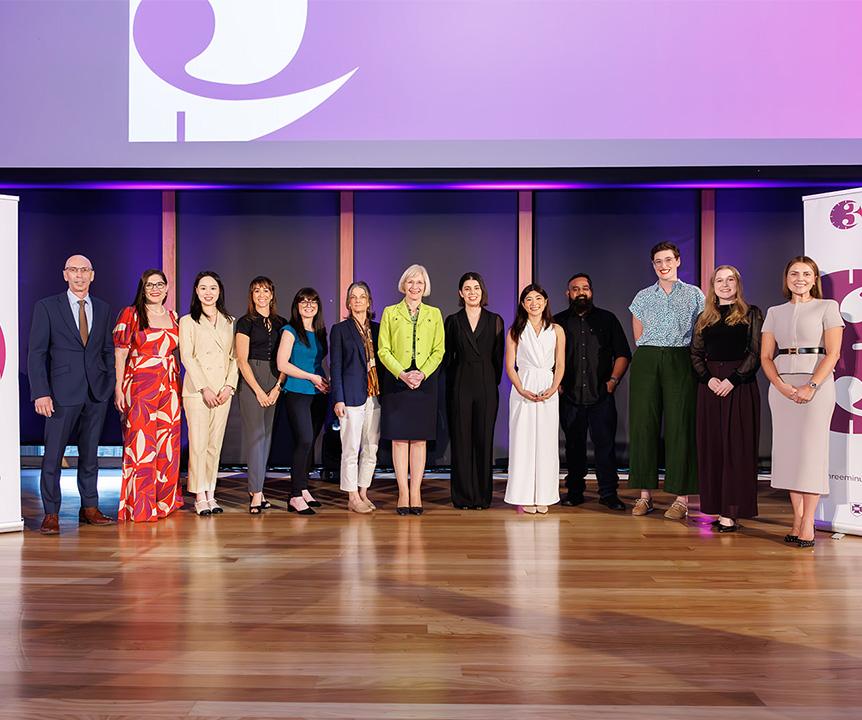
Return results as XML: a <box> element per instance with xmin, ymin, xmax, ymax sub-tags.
<box><xmin>377</xmin><ymin>264</ymin><xmax>445</xmax><ymax>515</ymax></box>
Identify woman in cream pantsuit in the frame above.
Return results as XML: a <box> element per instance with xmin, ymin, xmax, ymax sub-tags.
<box><xmin>180</xmin><ymin>271</ymin><xmax>238</xmax><ymax>516</ymax></box>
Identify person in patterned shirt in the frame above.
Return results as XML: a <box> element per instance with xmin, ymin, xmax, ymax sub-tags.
<box><xmin>628</xmin><ymin>242</ymin><xmax>705</xmax><ymax>521</ymax></box>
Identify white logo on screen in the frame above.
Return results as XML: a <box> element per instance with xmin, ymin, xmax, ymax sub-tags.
<box><xmin>128</xmin><ymin>0</ymin><xmax>357</xmax><ymax>143</ymax></box>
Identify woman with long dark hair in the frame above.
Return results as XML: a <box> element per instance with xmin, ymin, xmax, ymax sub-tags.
<box><xmin>445</xmin><ymin>272</ymin><xmax>505</xmax><ymax>509</ymax></box>
<box><xmin>113</xmin><ymin>268</ymin><xmax>183</xmax><ymax>521</ymax></box>
<box><xmin>761</xmin><ymin>256</ymin><xmax>844</xmax><ymax>548</ymax></box>
<box><xmin>179</xmin><ymin>271</ymin><xmax>237</xmax><ymax>516</ymax></box>
<box><xmin>235</xmin><ymin>276</ymin><xmax>287</xmax><ymax>514</ymax></box>
<box><xmin>276</xmin><ymin>287</ymin><xmax>330</xmax><ymax>515</ymax></box>
<box><xmin>504</xmin><ymin>284</ymin><xmax>565</xmax><ymax>513</ymax></box>
<box><xmin>691</xmin><ymin>265</ymin><xmax>763</xmax><ymax>532</ymax></box>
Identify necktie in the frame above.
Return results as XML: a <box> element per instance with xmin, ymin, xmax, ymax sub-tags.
<box><xmin>78</xmin><ymin>300</ymin><xmax>89</xmax><ymax>345</ymax></box>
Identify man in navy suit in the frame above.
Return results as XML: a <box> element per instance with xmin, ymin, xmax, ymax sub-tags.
<box><xmin>27</xmin><ymin>254</ymin><xmax>116</xmax><ymax>534</ymax></box>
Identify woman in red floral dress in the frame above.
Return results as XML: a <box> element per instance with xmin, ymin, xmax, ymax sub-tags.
<box><xmin>113</xmin><ymin>269</ymin><xmax>183</xmax><ymax>521</ymax></box>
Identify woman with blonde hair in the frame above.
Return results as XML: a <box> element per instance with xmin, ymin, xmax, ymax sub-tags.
<box><xmin>377</xmin><ymin>264</ymin><xmax>445</xmax><ymax>515</ymax></box>
<box><xmin>761</xmin><ymin>256</ymin><xmax>844</xmax><ymax>548</ymax></box>
<box><xmin>691</xmin><ymin>265</ymin><xmax>763</xmax><ymax>532</ymax></box>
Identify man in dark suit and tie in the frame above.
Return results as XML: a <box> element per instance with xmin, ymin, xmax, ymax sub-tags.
<box><xmin>28</xmin><ymin>254</ymin><xmax>116</xmax><ymax>534</ymax></box>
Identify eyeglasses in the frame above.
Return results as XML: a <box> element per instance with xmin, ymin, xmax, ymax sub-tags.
<box><xmin>65</xmin><ymin>266</ymin><xmax>93</xmax><ymax>274</ymax></box>
<box><xmin>653</xmin><ymin>259</ymin><xmax>677</xmax><ymax>267</ymax></box>
<box><xmin>145</xmin><ymin>281</ymin><xmax>167</xmax><ymax>290</ymax></box>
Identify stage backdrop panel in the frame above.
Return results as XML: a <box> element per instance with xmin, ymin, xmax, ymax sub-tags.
<box><xmin>0</xmin><ymin>195</ymin><xmax>22</xmax><ymax>532</ymax></box>
<box><xmin>534</xmin><ymin>190</ymin><xmax>701</xmax><ymax>468</ymax></box>
<box><xmin>15</xmin><ymin>190</ymin><xmax>163</xmax><ymax>446</ymax></box>
<box><xmin>354</xmin><ymin>191</ymin><xmax>519</xmax><ymax>466</ymax></box>
<box><xmin>176</xmin><ymin>191</ymin><xmax>340</xmax><ymax>466</ymax></box>
<box><xmin>713</xmin><ymin>188</ymin><xmax>829</xmax><ymax>463</ymax></box>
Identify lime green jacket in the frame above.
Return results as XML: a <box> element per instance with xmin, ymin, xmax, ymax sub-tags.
<box><xmin>377</xmin><ymin>300</ymin><xmax>445</xmax><ymax>378</ymax></box>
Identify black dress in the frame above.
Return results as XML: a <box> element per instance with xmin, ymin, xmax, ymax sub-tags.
<box><xmin>445</xmin><ymin>309</ymin><xmax>505</xmax><ymax>508</ymax></box>
<box><xmin>691</xmin><ymin>305</ymin><xmax>763</xmax><ymax>519</ymax></box>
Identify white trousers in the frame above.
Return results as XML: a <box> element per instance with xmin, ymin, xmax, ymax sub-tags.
<box><xmin>185</xmin><ymin>394</ymin><xmax>232</xmax><ymax>494</ymax></box>
<box><xmin>339</xmin><ymin>396</ymin><xmax>381</xmax><ymax>492</ymax></box>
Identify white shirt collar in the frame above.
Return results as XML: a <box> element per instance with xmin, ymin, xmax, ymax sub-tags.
<box><xmin>67</xmin><ymin>289</ymin><xmax>90</xmax><ymax>305</ymax></box>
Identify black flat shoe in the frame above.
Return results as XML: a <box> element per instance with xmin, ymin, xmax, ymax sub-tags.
<box><xmin>711</xmin><ymin>519</ymin><xmax>722</xmax><ymax>527</ymax></box>
<box><xmin>409</xmin><ymin>506</ymin><xmax>424</xmax><ymax>516</ymax></box>
<box><xmin>716</xmin><ymin>522</ymin><xmax>740</xmax><ymax>533</ymax></box>
<box><xmin>396</xmin><ymin>506</ymin><xmax>410</xmax><ymax>516</ymax></box>
<box><xmin>784</xmin><ymin>534</ymin><xmax>799</xmax><ymax>543</ymax></box>
<box><xmin>598</xmin><ymin>495</ymin><xmax>626</xmax><ymax>511</ymax></box>
<box><xmin>796</xmin><ymin>536</ymin><xmax>815</xmax><ymax>548</ymax></box>
<box><xmin>288</xmin><ymin>504</ymin><xmax>316</xmax><ymax>516</ymax></box>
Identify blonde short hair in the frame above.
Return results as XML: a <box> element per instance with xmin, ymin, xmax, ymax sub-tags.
<box><xmin>398</xmin><ymin>264</ymin><xmax>431</xmax><ymax>297</ymax></box>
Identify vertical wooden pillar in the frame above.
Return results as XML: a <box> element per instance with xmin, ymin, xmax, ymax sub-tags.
<box><xmin>700</xmin><ymin>189</ymin><xmax>716</xmax><ymax>292</ymax></box>
<box><xmin>518</xmin><ymin>191</ymin><xmax>533</xmax><ymax>293</ymax></box>
<box><xmin>339</xmin><ymin>191</ymin><xmax>355</xmax><ymax>309</ymax></box>
<box><xmin>162</xmin><ymin>190</ymin><xmax>177</xmax><ymax>310</ymax></box>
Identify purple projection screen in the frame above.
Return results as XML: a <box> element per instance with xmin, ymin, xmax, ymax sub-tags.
<box><xmin>1</xmin><ymin>0</ymin><xmax>861</xmax><ymax>168</ymax></box>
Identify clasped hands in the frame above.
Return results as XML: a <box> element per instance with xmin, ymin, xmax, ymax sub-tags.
<box><xmin>399</xmin><ymin>369</ymin><xmax>425</xmax><ymax>390</ymax></box>
<box><xmin>201</xmin><ymin>386</ymin><xmax>234</xmax><ymax>409</ymax></box>
<box><xmin>784</xmin><ymin>382</ymin><xmax>814</xmax><ymax>404</ymax></box>
<box><xmin>519</xmin><ymin>386</ymin><xmax>557</xmax><ymax>403</ymax></box>
<box><xmin>707</xmin><ymin>377</ymin><xmax>735</xmax><ymax>397</ymax></box>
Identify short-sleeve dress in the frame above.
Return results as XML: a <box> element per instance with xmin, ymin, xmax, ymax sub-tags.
<box><xmin>762</xmin><ymin>299</ymin><xmax>844</xmax><ymax>494</ymax></box>
<box><xmin>113</xmin><ymin>306</ymin><xmax>183</xmax><ymax>521</ymax></box>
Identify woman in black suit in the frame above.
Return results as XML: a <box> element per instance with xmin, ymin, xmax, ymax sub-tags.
<box><xmin>330</xmin><ymin>281</ymin><xmax>381</xmax><ymax>514</ymax></box>
<box><xmin>445</xmin><ymin>272</ymin><xmax>505</xmax><ymax>509</ymax></box>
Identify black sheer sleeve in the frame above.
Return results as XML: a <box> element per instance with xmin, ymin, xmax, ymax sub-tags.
<box><xmin>690</xmin><ymin>314</ymin><xmax>711</xmax><ymax>383</ymax></box>
<box><xmin>728</xmin><ymin>306</ymin><xmax>763</xmax><ymax>385</ymax></box>
<box><xmin>493</xmin><ymin>313</ymin><xmax>505</xmax><ymax>385</ymax></box>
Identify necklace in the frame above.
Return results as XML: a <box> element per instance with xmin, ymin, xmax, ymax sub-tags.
<box><xmin>147</xmin><ymin>304</ymin><xmax>167</xmax><ymax>316</ymax></box>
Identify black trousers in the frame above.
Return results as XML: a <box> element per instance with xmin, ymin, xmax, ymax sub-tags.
<box><xmin>40</xmin><ymin>397</ymin><xmax>109</xmax><ymax>514</ymax></box>
<box><xmin>448</xmin><ymin>379</ymin><xmax>498</xmax><ymax>509</ymax></box>
<box><xmin>283</xmin><ymin>392</ymin><xmax>327</xmax><ymax>496</ymax></box>
<box><xmin>560</xmin><ymin>392</ymin><xmax>620</xmax><ymax>499</ymax></box>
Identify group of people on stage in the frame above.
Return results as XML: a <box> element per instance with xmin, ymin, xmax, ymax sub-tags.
<box><xmin>28</xmin><ymin>246</ymin><xmax>844</xmax><ymax>549</ymax></box>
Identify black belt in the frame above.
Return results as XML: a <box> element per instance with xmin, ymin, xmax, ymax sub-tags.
<box><xmin>777</xmin><ymin>347</ymin><xmax>825</xmax><ymax>355</ymax></box>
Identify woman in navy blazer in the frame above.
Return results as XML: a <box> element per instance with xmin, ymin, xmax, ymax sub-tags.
<box><xmin>330</xmin><ymin>282</ymin><xmax>382</xmax><ymax>514</ymax></box>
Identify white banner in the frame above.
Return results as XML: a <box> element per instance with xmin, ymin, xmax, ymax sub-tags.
<box><xmin>0</xmin><ymin>195</ymin><xmax>22</xmax><ymax>533</ymax></box>
<box><xmin>803</xmin><ymin>188</ymin><xmax>862</xmax><ymax>536</ymax></box>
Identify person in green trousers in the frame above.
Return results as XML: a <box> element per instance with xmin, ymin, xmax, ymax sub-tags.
<box><xmin>628</xmin><ymin>242</ymin><xmax>705</xmax><ymax>520</ymax></box>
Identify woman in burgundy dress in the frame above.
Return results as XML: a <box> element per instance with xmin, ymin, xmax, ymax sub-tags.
<box><xmin>113</xmin><ymin>269</ymin><xmax>183</xmax><ymax>522</ymax></box>
<box><xmin>691</xmin><ymin>265</ymin><xmax>762</xmax><ymax>533</ymax></box>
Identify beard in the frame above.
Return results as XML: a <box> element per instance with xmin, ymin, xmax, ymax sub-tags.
<box><xmin>571</xmin><ymin>296</ymin><xmax>593</xmax><ymax>313</ymax></box>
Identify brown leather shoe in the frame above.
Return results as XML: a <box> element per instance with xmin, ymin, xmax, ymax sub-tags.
<box><xmin>79</xmin><ymin>507</ymin><xmax>115</xmax><ymax>525</ymax></box>
<box><xmin>40</xmin><ymin>513</ymin><xmax>60</xmax><ymax>535</ymax></box>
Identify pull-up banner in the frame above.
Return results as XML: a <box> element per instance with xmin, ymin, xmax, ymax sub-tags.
<box><xmin>803</xmin><ymin>188</ymin><xmax>862</xmax><ymax>537</ymax></box>
<box><xmin>0</xmin><ymin>195</ymin><xmax>22</xmax><ymax>533</ymax></box>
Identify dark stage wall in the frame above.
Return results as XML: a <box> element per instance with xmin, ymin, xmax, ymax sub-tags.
<box><xmin>13</xmin><ymin>186</ymin><xmax>844</xmax><ymax>469</ymax></box>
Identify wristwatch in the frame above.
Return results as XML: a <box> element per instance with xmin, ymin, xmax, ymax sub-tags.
<box><xmin>808</xmin><ymin>381</ymin><xmax>818</xmax><ymax>390</ymax></box>
<box><xmin>609</xmin><ymin>377</ymin><xmax>619</xmax><ymax>385</ymax></box>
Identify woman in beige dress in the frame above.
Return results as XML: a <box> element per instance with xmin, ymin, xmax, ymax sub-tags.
<box><xmin>760</xmin><ymin>256</ymin><xmax>844</xmax><ymax>548</ymax></box>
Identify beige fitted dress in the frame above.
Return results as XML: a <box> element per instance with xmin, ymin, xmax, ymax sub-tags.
<box><xmin>763</xmin><ymin>299</ymin><xmax>844</xmax><ymax>494</ymax></box>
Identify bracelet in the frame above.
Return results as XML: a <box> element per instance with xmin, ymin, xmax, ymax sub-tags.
<box><xmin>609</xmin><ymin>377</ymin><xmax>619</xmax><ymax>385</ymax></box>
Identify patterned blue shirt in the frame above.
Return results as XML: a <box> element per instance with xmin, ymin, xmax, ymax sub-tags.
<box><xmin>629</xmin><ymin>281</ymin><xmax>705</xmax><ymax>347</ymax></box>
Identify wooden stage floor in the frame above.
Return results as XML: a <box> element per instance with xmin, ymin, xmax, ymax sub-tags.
<box><xmin>3</xmin><ymin>468</ymin><xmax>861</xmax><ymax>720</ymax></box>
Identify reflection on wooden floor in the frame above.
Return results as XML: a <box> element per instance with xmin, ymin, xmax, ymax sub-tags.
<box><xmin>2</xmin><ymin>468</ymin><xmax>861</xmax><ymax>719</ymax></box>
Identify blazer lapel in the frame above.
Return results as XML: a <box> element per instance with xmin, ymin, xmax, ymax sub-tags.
<box><xmin>211</xmin><ymin>313</ymin><xmax>227</xmax><ymax>350</ymax></box>
<box><xmin>457</xmin><ymin>309</ymin><xmax>480</xmax><ymax>356</ymax></box>
<box><xmin>348</xmin><ymin>320</ymin><xmax>368</xmax><ymax>364</ymax></box>
<box><xmin>58</xmin><ymin>294</ymin><xmax>84</xmax><ymax>346</ymax></box>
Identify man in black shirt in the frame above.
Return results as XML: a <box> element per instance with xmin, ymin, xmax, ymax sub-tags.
<box><xmin>554</xmin><ymin>273</ymin><xmax>631</xmax><ymax>510</ymax></box>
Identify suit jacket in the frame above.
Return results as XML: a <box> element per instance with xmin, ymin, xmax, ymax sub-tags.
<box><xmin>179</xmin><ymin>313</ymin><xmax>239</xmax><ymax>398</ymax></box>
<box><xmin>329</xmin><ymin>318</ymin><xmax>380</xmax><ymax>407</ymax></box>
<box><xmin>27</xmin><ymin>292</ymin><xmax>115</xmax><ymax>405</ymax></box>
<box><xmin>377</xmin><ymin>300</ymin><xmax>445</xmax><ymax>379</ymax></box>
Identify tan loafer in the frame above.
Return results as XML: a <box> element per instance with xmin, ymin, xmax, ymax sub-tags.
<box><xmin>521</xmin><ymin>505</ymin><xmax>537</xmax><ymax>514</ymax></box>
<box><xmin>536</xmin><ymin>505</ymin><xmax>549</xmax><ymax>514</ymax></box>
<box><xmin>664</xmin><ymin>500</ymin><xmax>688</xmax><ymax>520</ymax></box>
<box><xmin>631</xmin><ymin>498</ymin><xmax>654</xmax><ymax>516</ymax></box>
<box><xmin>348</xmin><ymin>498</ymin><xmax>372</xmax><ymax>514</ymax></box>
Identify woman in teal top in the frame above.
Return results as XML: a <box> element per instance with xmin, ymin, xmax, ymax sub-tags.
<box><xmin>276</xmin><ymin>287</ymin><xmax>329</xmax><ymax>515</ymax></box>
<box><xmin>377</xmin><ymin>264</ymin><xmax>445</xmax><ymax>515</ymax></box>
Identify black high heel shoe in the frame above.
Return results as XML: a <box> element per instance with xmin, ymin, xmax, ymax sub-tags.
<box><xmin>288</xmin><ymin>500</ymin><xmax>316</xmax><ymax>516</ymax></box>
<box><xmin>796</xmin><ymin>525</ymin><xmax>816</xmax><ymax>548</ymax></box>
<box><xmin>409</xmin><ymin>506</ymin><xmax>424</xmax><ymax>516</ymax></box>
<box><xmin>396</xmin><ymin>507</ymin><xmax>410</xmax><ymax>516</ymax></box>
<box><xmin>783</xmin><ymin>534</ymin><xmax>799</xmax><ymax>543</ymax></box>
